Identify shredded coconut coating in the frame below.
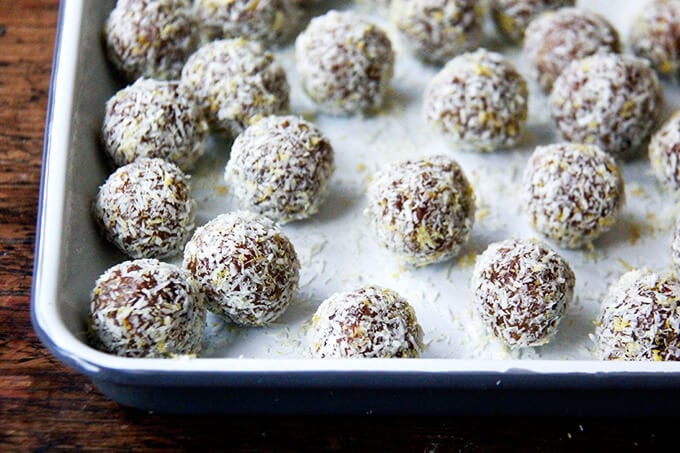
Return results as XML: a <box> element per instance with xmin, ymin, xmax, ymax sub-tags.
<box><xmin>424</xmin><ymin>49</ymin><xmax>528</xmax><ymax>152</ymax></box>
<box><xmin>182</xmin><ymin>211</ymin><xmax>300</xmax><ymax>326</ymax></box>
<box><xmin>523</xmin><ymin>143</ymin><xmax>625</xmax><ymax>249</ymax></box>
<box><xmin>94</xmin><ymin>158</ymin><xmax>196</xmax><ymax>259</ymax></box>
<box><xmin>550</xmin><ymin>53</ymin><xmax>663</xmax><ymax>158</ymax></box>
<box><xmin>390</xmin><ymin>0</ymin><xmax>484</xmax><ymax>64</ymax></box>
<box><xmin>193</xmin><ymin>0</ymin><xmax>303</xmax><ymax>47</ymax></box>
<box><xmin>471</xmin><ymin>238</ymin><xmax>575</xmax><ymax>348</ymax></box>
<box><xmin>366</xmin><ymin>155</ymin><xmax>475</xmax><ymax>267</ymax></box>
<box><xmin>631</xmin><ymin>0</ymin><xmax>680</xmax><ymax>76</ymax></box>
<box><xmin>295</xmin><ymin>10</ymin><xmax>395</xmax><ymax>115</ymax></box>
<box><xmin>101</xmin><ymin>78</ymin><xmax>208</xmax><ymax>171</ymax></box>
<box><xmin>225</xmin><ymin>115</ymin><xmax>335</xmax><ymax>223</ymax></box>
<box><xmin>490</xmin><ymin>0</ymin><xmax>574</xmax><ymax>43</ymax></box>
<box><xmin>89</xmin><ymin>259</ymin><xmax>206</xmax><ymax>358</ymax></box>
<box><xmin>103</xmin><ymin>0</ymin><xmax>197</xmax><ymax>82</ymax></box>
<box><xmin>523</xmin><ymin>7</ymin><xmax>621</xmax><ymax>93</ymax></box>
<box><xmin>180</xmin><ymin>38</ymin><xmax>290</xmax><ymax>135</ymax></box>
<box><xmin>595</xmin><ymin>269</ymin><xmax>680</xmax><ymax>361</ymax></box>
<box><xmin>309</xmin><ymin>285</ymin><xmax>424</xmax><ymax>358</ymax></box>
<box><xmin>649</xmin><ymin>110</ymin><xmax>680</xmax><ymax>193</ymax></box>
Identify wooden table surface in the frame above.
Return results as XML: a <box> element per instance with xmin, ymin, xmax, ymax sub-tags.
<box><xmin>0</xmin><ymin>1</ymin><xmax>677</xmax><ymax>450</ymax></box>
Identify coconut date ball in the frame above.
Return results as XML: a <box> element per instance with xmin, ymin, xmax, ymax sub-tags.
<box><xmin>490</xmin><ymin>0</ymin><xmax>575</xmax><ymax>43</ymax></box>
<box><xmin>631</xmin><ymin>0</ymin><xmax>680</xmax><ymax>76</ymax></box>
<box><xmin>101</xmin><ymin>78</ymin><xmax>208</xmax><ymax>171</ymax></box>
<box><xmin>595</xmin><ymin>269</ymin><xmax>680</xmax><ymax>361</ymax></box>
<box><xmin>366</xmin><ymin>155</ymin><xmax>475</xmax><ymax>267</ymax></box>
<box><xmin>225</xmin><ymin>115</ymin><xmax>335</xmax><ymax>223</ymax></box>
<box><xmin>94</xmin><ymin>158</ymin><xmax>196</xmax><ymax>259</ymax></box>
<box><xmin>309</xmin><ymin>285</ymin><xmax>424</xmax><ymax>358</ymax></box>
<box><xmin>390</xmin><ymin>0</ymin><xmax>484</xmax><ymax>64</ymax></box>
<box><xmin>295</xmin><ymin>10</ymin><xmax>395</xmax><ymax>115</ymax></box>
<box><xmin>523</xmin><ymin>7</ymin><xmax>621</xmax><ymax>93</ymax></box>
<box><xmin>550</xmin><ymin>53</ymin><xmax>663</xmax><ymax>158</ymax></box>
<box><xmin>182</xmin><ymin>211</ymin><xmax>300</xmax><ymax>327</ymax></box>
<box><xmin>89</xmin><ymin>259</ymin><xmax>206</xmax><ymax>358</ymax></box>
<box><xmin>523</xmin><ymin>143</ymin><xmax>625</xmax><ymax>249</ymax></box>
<box><xmin>180</xmin><ymin>38</ymin><xmax>290</xmax><ymax>135</ymax></box>
<box><xmin>194</xmin><ymin>0</ymin><xmax>303</xmax><ymax>47</ymax></box>
<box><xmin>471</xmin><ymin>238</ymin><xmax>575</xmax><ymax>348</ymax></box>
<box><xmin>104</xmin><ymin>0</ymin><xmax>197</xmax><ymax>82</ymax></box>
<box><xmin>649</xmin><ymin>111</ymin><xmax>680</xmax><ymax>193</ymax></box>
<box><xmin>424</xmin><ymin>49</ymin><xmax>528</xmax><ymax>151</ymax></box>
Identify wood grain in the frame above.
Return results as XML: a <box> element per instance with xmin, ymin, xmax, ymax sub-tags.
<box><xmin>0</xmin><ymin>1</ymin><xmax>677</xmax><ymax>450</ymax></box>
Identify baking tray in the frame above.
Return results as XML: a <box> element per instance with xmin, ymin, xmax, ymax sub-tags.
<box><xmin>31</xmin><ymin>0</ymin><xmax>680</xmax><ymax>415</ymax></box>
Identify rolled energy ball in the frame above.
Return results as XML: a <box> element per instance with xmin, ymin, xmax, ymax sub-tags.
<box><xmin>101</xmin><ymin>78</ymin><xmax>208</xmax><ymax>171</ymax></box>
<box><xmin>390</xmin><ymin>0</ymin><xmax>484</xmax><ymax>64</ymax></box>
<box><xmin>295</xmin><ymin>10</ymin><xmax>395</xmax><ymax>115</ymax></box>
<box><xmin>595</xmin><ymin>269</ymin><xmax>680</xmax><ymax>361</ymax></box>
<box><xmin>366</xmin><ymin>155</ymin><xmax>475</xmax><ymax>266</ymax></box>
<box><xmin>193</xmin><ymin>0</ymin><xmax>303</xmax><ymax>47</ymax></box>
<box><xmin>523</xmin><ymin>143</ymin><xmax>625</xmax><ymax>249</ymax></box>
<box><xmin>471</xmin><ymin>238</ymin><xmax>575</xmax><ymax>348</ymax></box>
<box><xmin>181</xmin><ymin>39</ymin><xmax>290</xmax><ymax>135</ymax></box>
<box><xmin>309</xmin><ymin>285</ymin><xmax>424</xmax><ymax>358</ymax></box>
<box><xmin>225</xmin><ymin>115</ymin><xmax>335</xmax><ymax>223</ymax></box>
<box><xmin>523</xmin><ymin>7</ymin><xmax>621</xmax><ymax>92</ymax></box>
<box><xmin>550</xmin><ymin>53</ymin><xmax>663</xmax><ymax>158</ymax></box>
<box><xmin>94</xmin><ymin>158</ymin><xmax>196</xmax><ymax>259</ymax></box>
<box><xmin>490</xmin><ymin>0</ymin><xmax>575</xmax><ymax>43</ymax></box>
<box><xmin>90</xmin><ymin>259</ymin><xmax>206</xmax><ymax>358</ymax></box>
<box><xmin>104</xmin><ymin>0</ymin><xmax>197</xmax><ymax>82</ymax></box>
<box><xmin>182</xmin><ymin>211</ymin><xmax>300</xmax><ymax>326</ymax></box>
<box><xmin>424</xmin><ymin>49</ymin><xmax>528</xmax><ymax>151</ymax></box>
<box><xmin>649</xmin><ymin>111</ymin><xmax>680</xmax><ymax>193</ymax></box>
<box><xmin>631</xmin><ymin>0</ymin><xmax>680</xmax><ymax>76</ymax></box>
